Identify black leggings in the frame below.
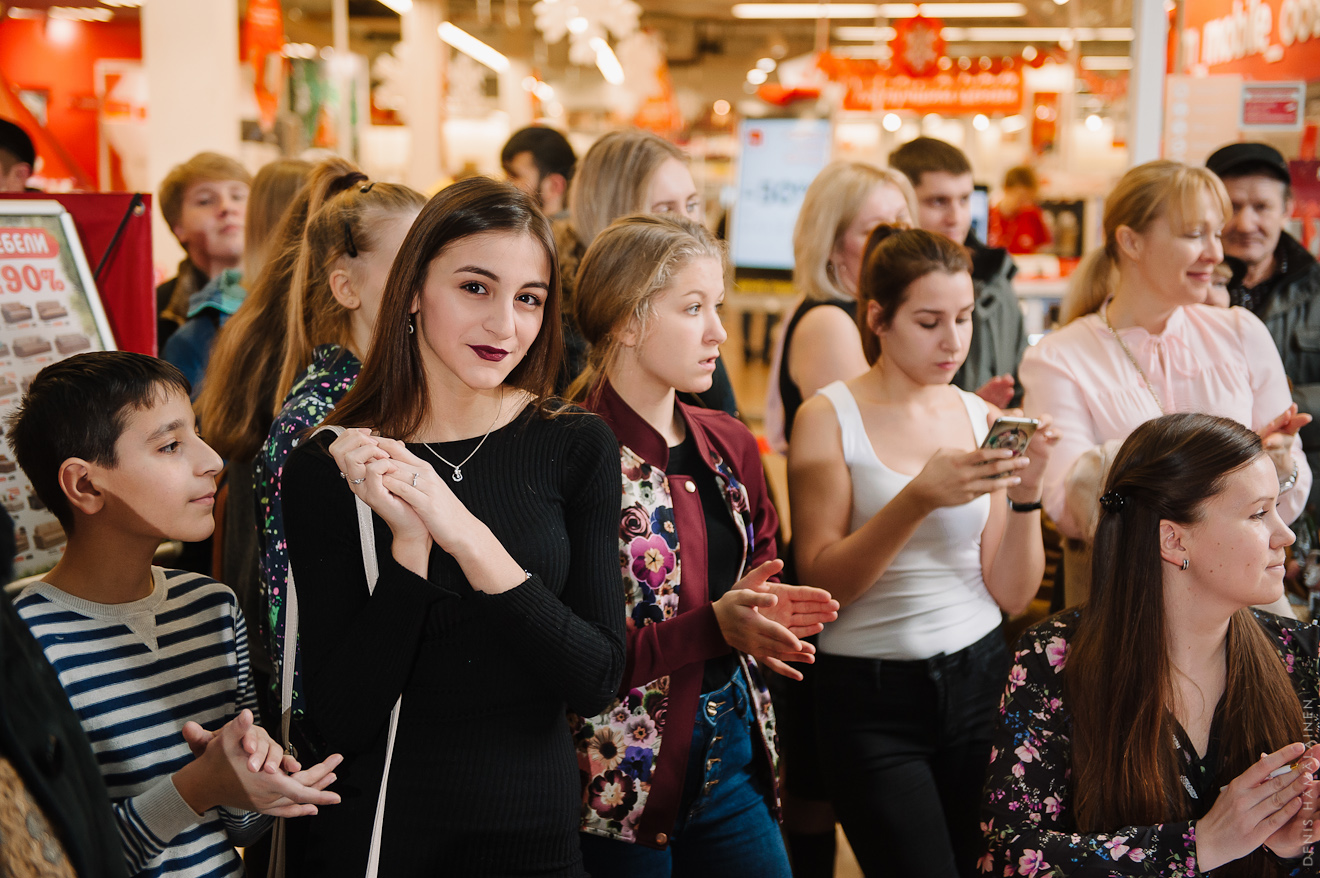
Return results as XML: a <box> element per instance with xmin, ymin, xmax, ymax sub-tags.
<box><xmin>814</xmin><ymin>627</ymin><xmax>1009</xmax><ymax>878</ymax></box>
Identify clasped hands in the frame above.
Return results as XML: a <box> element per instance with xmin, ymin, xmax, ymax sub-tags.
<box><xmin>174</xmin><ymin>709</ymin><xmax>342</xmax><ymax>818</ymax></box>
<box><xmin>712</xmin><ymin>558</ymin><xmax>840</xmax><ymax>681</ymax></box>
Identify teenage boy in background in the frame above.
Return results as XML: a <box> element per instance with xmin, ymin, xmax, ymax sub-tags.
<box><xmin>1208</xmin><ymin>142</ymin><xmax>1320</xmax><ymax>510</ymax></box>
<box><xmin>156</xmin><ymin>153</ymin><xmax>251</xmax><ymax>350</ymax></box>
<box><xmin>890</xmin><ymin>137</ymin><xmax>1027</xmax><ymax>408</ymax></box>
<box><xmin>8</xmin><ymin>352</ymin><xmax>340</xmax><ymax>877</ymax></box>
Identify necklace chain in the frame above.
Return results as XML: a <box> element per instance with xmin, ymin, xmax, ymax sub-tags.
<box><xmin>420</xmin><ymin>389</ymin><xmax>503</xmax><ymax>482</ymax></box>
<box><xmin>1102</xmin><ymin>302</ymin><xmax>1165</xmax><ymax>415</ymax></box>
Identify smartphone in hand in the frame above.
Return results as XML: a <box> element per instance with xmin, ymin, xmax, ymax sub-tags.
<box><xmin>981</xmin><ymin>417</ymin><xmax>1040</xmax><ymax>478</ymax></box>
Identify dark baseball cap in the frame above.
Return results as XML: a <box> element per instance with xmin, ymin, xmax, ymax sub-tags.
<box><xmin>1205</xmin><ymin>142</ymin><xmax>1290</xmax><ymax>185</ymax></box>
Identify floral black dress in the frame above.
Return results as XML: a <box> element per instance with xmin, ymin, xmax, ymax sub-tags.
<box><xmin>982</xmin><ymin>609</ymin><xmax>1320</xmax><ymax>876</ymax></box>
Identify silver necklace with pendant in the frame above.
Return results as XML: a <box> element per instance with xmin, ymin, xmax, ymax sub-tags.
<box><xmin>421</xmin><ymin>389</ymin><xmax>503</xmax><ymax>482</ymax></box>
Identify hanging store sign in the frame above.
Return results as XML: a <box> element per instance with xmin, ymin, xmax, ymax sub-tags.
<box><xmin>1241</xmin><ymin>80</ymin><xmax>1307</xmax><ymax>127</ymax></box>
<box><xmin>1180</xmin><ymin>0</ymin><xmax>1320</xmax><ymax>80</ymax></box>
<box><xmin>835</xmin><ymin>66</ymin><xmax>1024</xmax><ymax>113</ymax></box>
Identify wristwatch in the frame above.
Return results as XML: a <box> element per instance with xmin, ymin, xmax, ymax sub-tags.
<box><xmin>1009</xmin><ymin>499</ymin><xmax>1043</xmax><ymax>513</ymax></box>
<box><xmin>1280</xmin><ymin>461</ymin><xmax>1300</xmax><ymax>493</ymax></box>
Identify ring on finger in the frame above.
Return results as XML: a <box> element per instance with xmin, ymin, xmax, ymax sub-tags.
<box><xmin>411</xmin><ymin>472</ymin><xmax>419</xmax><ymax>487</ymax></box>
<box><xmin>349</xmin><ymin>477</ymin><xmax>366</xmax><ymax>485</ymax></box>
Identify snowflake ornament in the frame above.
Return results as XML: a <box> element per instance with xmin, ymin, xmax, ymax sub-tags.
<box><xmin>533</xmin><ymin>0</ymin><xmax>641</xmax><ymax>67</ymax></box>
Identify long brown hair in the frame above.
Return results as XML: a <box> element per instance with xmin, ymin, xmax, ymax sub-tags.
<box><xmin>1069</xmin><ymin>413</ymin><xmax>1304</xmax><ymax>878</ymax></box>
<box><xmin>243</xmin><ymin>158</ymin><xmax>313</xmax><ymax>280</ymax></box>
<box><xmin>567</xmin><ymin>214</ymin><xmax>726</xmax><ymax>402</ymax></box>
<box><xmin>276</xmin><ymin>180</ymin><xmax>424</xmax><ymax>405</ymax></box>
<box><xmin>195</xmin><ymin>158</ymin><xmax>360</xmax><ymax>461</ymax></box>
<box><xmin>327</xmin><ymin>177</ymin><xmax>562</xmax><ymax>439</ymax></box>
<box><xmin>855</xmin><ymin>225</ymin><xmax>970</xmax><ymax>365</ymax></box>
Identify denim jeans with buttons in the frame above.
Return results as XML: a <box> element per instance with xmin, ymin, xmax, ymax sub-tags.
<box><xmin>579</xmin><ymin>670</ymin><xmax>791</xmax><ymax>878</ymax></box>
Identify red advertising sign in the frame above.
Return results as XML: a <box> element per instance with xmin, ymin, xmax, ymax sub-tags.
<box><xmin>838</xmin><ymin>68</ymin><xmax>1023</xmax><ymax>113</ymax></box>
<box><xmin>1241</xmin><ymin>81</ymin><xmax>1305</xmax><ymax>127</ymax></box>
<box><xmin>1180</xmin><ymin>0</ymin><xmax>1320</xmax><ymax>80</ymax></box>
<box><xmin>0</xmin><ymin>229</ymin><xmax>58</xmax><ymax>259</ymax></box>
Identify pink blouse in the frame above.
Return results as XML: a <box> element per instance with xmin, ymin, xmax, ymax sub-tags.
<box><xmin>1020</xmin><ymin>303</ymin><xmax>1311</xmax><ymax>538</ymax></box>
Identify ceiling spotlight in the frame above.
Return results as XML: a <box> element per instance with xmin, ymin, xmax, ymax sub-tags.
<box><xmin>973</xmin><ymin>113</ymin><xmax>990</xmax><ymax>130</ymax></box>
<box><xmin>747</xmin><ymin>68</ymin><xmax>768</xmax><ymax>84</ymax></box>
<box><xmin>883</xmin><ymin>113</ymin><xmax>903</xmax><ymax>131</ymax></box>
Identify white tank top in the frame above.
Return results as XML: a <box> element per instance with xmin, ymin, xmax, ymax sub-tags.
<box><xmin>816</xmin><ymin>381</ymin><xmax>1003</xmax><ymax>661</ymax></box>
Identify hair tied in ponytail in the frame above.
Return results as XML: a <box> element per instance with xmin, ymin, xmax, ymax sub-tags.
<box><xmin>1099</xmin><ymin>491</ymin><xmax>1126</xmax><ymax>513</ymax></box>
<box><xmin>327</xmin><ymin>171</ymin><xmax>369</xmax><ymax>198</ymax></box>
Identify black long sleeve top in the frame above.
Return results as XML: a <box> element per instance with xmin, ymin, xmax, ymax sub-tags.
<box><xmin>282</xmin><ymin>406</ymin><xmax>626</xmax><ymax>877</ymax></box>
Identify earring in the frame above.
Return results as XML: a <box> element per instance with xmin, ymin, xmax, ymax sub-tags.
<box><xmin>1181</xmin><ymin>558</ymin><xmax>1190</xmax><ymax>571</ymax></box>
<box><xmin>407</xmin><ymin>314</ymin><xmax>416</xmax><ymax>335</ymax></box>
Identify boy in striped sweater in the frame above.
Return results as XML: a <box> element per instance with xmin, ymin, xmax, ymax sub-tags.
<box><xmin>7</xmin><ymin>352</ymin><xmax>342</xmax><ymax>877</ymax></box>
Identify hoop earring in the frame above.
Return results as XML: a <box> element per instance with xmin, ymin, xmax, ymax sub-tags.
<box><xmin>407</xmin><ymin>314</ymin><xmax>416</xmax><ymax>335</ymax></box>
<box><xmin>1181</xmin><ymin>558</ymin><xmax>1190</xmax><ymax>571</ymax></box>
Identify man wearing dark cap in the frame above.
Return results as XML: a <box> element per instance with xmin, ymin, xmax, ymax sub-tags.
<box><xmin>500</xmin><ymin>126</ymin><xmax>575</xmax><ymax>219</ymax></box>
<box><xmin>1207</xmin><ymin>141</ymin><xmax>1320</xmax><ymax>507</ymax></box>
<box><xmin>0</xmin><ymin>118</ymin><xmax>36</xmax><ymax>192</ymax></box>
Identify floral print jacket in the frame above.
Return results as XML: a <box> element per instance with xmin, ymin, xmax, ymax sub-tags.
<box><xmin>983</xmin><ymin>608</ymin><xmax>1320</xmax><ymax>876</ymax></box>
<box><xmin>255</xmin><ymin>344</ymin><xmax>361</xmax><ymax>718</ymax></box>
<box><xmin>572</xmin><ymin>380</ymin><xmax>781</xmax><ymax>850</ymax></box>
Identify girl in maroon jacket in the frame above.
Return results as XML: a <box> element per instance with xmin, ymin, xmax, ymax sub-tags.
<box><xmin>567</xmin><ymin>214</ymin><xmax>838</xmax><ymax>877</ymax></box>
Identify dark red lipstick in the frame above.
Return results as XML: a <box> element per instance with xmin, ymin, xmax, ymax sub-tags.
<box><xmin>470</xmin><ymin>345</ymin><xmax>509</xmax><ymax>362</ymax></box>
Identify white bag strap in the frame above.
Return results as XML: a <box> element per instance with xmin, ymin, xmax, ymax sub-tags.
<box><xmin>278</xmin><ymin>425</ymin><xmax>402</xmax><ymax>878</ymax></box>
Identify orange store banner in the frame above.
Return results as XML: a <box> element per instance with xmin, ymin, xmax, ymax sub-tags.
<box><xmin>835</xmin><ymin>67</ymin><xmax>1024</xmax><ymax>113</ymax></box>
<box><xmin>1180</xmin><ymin>0</ymin><xmax>1320</xmax><ymax>80</ymax></box>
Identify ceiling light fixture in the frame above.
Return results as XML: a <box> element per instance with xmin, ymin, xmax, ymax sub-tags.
<box><xmin>735</xmin><ymin>2</ymin><xmax>1025</xmax><ymax>19</ymax></box>
<box><xmin>1079</xmin><ymin>55</ymin><xmax>1132</xmax><ymax>69</ymax></box>
<box><xmin>438</xmin><ymin>21</ymin><xmax>510</xmax><ymax>72</ymax></box>
<box><xmin>49</xmin><ymin>6</ymin><xmax>114</xmax><ymax>21</ymax></box>
<box><xmin>590</xmin><ymin>37</ymin><xmax>625</xmax><ymax>84</ymax></box>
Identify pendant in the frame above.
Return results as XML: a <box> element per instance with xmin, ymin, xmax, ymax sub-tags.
<box><xmin>452</xmin><ymin>467</ymin><xmax>463</xmax><ymax>482</ymax></box>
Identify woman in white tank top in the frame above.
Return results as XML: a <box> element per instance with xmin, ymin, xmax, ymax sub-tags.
<box><xmin>788</xmin><ymin>227</ymin><xmax>1060</xmax><ymax>878</ymax></box>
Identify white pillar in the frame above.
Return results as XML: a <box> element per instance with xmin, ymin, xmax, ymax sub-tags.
<box><xmin>333</xmin><ymin>0</ymin><xmax>355</xmax><ymax>162</ymax></box>
<box><xmin>142</xmin><ymin>0</ymin><xmax>241</xmax><ymax>273</ymax></box>
<box><xmin>402</xmin><ymin>0</ymin><xmax>447</xmax><ymax>193</ymax></box>
<box><xmin>1129</xmin><ymin>0</ymin><xmax>1168</xmax><ymax>166</ymax></box>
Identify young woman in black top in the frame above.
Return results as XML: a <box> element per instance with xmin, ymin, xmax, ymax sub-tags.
<box><xmin>282</xmin><ymin>177</ymin><xmax>625</xmax><ymax>876</ymax></box>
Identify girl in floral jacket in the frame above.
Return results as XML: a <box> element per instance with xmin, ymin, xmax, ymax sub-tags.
<box><xmin>568</xmin><ymin>214</ymin><xmax>838</xmax><ymax>877</ymax></box>
<box><xmin>984</xmin><ymin>413</ymin><xmax>1320</xmax><ymax>876</ymax></box>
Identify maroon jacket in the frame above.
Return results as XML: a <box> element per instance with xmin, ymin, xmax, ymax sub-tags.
<box><xmin>571</xmin><ymin>379</ymin><xmax>781</xmax><ymax>849</ymax></box>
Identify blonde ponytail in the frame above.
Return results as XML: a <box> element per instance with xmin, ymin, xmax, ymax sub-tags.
<box><xmin>1061</xmin><ymin>247</ymin><xmax>1116</xmax><ymax>325</ymax></box>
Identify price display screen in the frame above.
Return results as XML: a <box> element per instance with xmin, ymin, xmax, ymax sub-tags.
<box><xmin>0</xmin><ymin>201</ymin><xmax>115</xmax><ymax>579</ymax></box>
<box><xmin>730</xmin><ymin>118</ymin><xmax>834</xmax><ymax>271</ymax></box>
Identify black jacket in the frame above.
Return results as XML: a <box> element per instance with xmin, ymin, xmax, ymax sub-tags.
<box><xmin>1229</xmin><ymin>232</ymin><xmax>1320</xmax><ymax>509</ymax></box>
<box><xmin>955</xmin><ymin>235</ymin><xmax>1028</xmax><ymax>406</ymax></box>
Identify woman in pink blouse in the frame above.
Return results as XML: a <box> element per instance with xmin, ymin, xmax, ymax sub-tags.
<box><xmin>1021</xmin><ymin>160</ymin><xmax>1310</xmax><ymax>607</ymax></box>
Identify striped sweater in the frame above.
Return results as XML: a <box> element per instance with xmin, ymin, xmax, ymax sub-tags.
<box><xmin>15</xmin><ymin>567</ymin><xmax>270</xmax><ymax>877</ymax></box>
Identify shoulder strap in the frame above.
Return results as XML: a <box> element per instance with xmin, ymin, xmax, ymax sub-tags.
<box><xmin>816</xmin><ymin>381</ymin><xmax>869</xmax><ymax>466</ymax></box>
<box><xmin>278</xmin><ymin>425</ymin><xmax>399</xmax><ymax>878</ymax></box>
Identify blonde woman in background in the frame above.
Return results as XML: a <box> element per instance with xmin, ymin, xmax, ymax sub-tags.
<box><xmin>1021</xmin><ymin>160</ymin><xmax>1309</xmax><ymax>608</ymax></box>
<box><xmin>770</xmin><ymin>162</ymin><xmax>916</xmax><ymax>448</ymax></box>
<box><xmin>556</xmin><ymin>130</ymin><xmax>737</xmax><ymax>416</ymax></box>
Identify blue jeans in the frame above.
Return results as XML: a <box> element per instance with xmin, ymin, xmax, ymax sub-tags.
<box><xmin>580</xmin><ymin>671</ymin><xmax>791</xmax><ymax>878</ymax></box>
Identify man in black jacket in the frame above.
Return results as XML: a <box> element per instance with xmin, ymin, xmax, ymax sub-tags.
<box><xmin>1208</xmin><ymin>142</ymin><xmax>1320</xmax><ymax>509</ymax></box>
<box><xmin>890</xmin><ymin>137</ymin><xmax>1027</xmax><ymax>408</ymax></box>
